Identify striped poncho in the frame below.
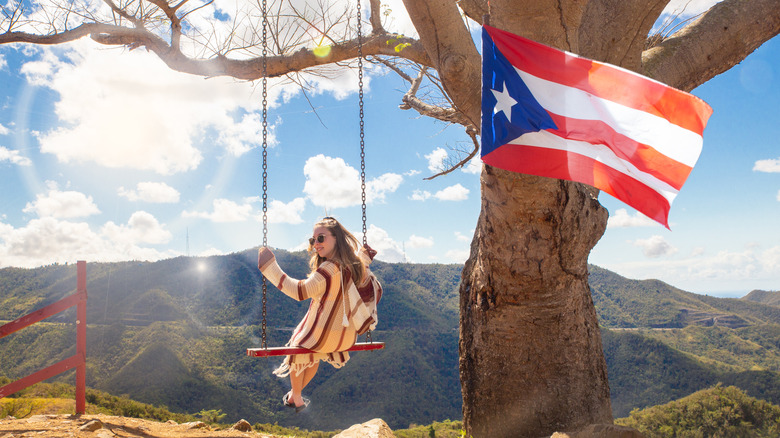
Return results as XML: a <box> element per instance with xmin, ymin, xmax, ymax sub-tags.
<box><xmin>258</xmin><ymin>249</ymin><xmax>376</xmax><ymax>376</ymax></box>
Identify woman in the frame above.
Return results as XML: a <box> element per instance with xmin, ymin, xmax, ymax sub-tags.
<box><xmin>256</xmin><ymin>216</ymin><xmax>377</xmax><ymax>412</ymax></box>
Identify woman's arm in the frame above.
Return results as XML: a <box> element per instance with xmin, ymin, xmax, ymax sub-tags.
<box><xmin>257</xmin><ymin>247</ymin><xmax>329</xmax><ymax>301</ymax></box>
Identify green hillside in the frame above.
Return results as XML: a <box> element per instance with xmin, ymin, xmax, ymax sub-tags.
<box><xmin>3</xmin><ymin>254</ymin><xmax>780</xmax><ymax>430</ymax></box>
<box><xmin>616</xmin><ymin>385</ymin><xmax>780</xmax><ymax>437</ymax></box>
<box><xmin>0</xmin><ymin>250</ymin><xmax>461</xmax><ymax>431</ymax></box>
<box><xmin>743</xmin><ymin>289</ymin><xmax>780</xmax><ymax>307</ymax></box>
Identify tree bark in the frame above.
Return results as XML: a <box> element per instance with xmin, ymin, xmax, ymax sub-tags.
<box><xmin>459</xmin><ymin>168</ymin><xmax>611</xmax><ymax>437</ymax></box>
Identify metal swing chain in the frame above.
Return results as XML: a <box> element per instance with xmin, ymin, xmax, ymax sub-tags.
<box><xmin>260</xmin><ymin>0</ymin><xmax>269</xmax><ymax>350</ymax></box>
<box><xmin>356</xmin><ymin>0</ymin><xmax>373</xmax><ymax>345</ymax></box>
<box><xmin>357</xmin><ymin>0</ymin><xmax>367</xmax><ymax>246</ymax></box>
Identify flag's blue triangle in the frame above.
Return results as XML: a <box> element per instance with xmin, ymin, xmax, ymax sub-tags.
<box><xmin>481</xmin><ymin>27</ymin><xmax>557</xmax><ymax>158</ymax></box>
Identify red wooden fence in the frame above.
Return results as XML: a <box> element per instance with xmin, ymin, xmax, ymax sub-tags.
<box><xmin>0</xmin><ymin>260</ymin><xmax>87</xmax><ymax>414</ymax></box>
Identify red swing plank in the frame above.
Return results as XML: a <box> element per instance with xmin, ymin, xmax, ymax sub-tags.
<box><xmin>247</xmin><ymin>342</ymin><xmax>385</xmax><ymax>357</ymax></box>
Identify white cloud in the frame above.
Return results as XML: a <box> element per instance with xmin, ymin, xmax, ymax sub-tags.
<box><xmin>267</xmin><ymin>197</ymin><xmax>306</xmax><ymax>224</ymax></box>
<box><xmin>410</xmin><ymin>190</ymin><xmax>431</xmax><ymax>201</ymax></box>
<box><xmin>0</xmin><ymin>217</ymin><xmax>178</xmax><ymax>268</ymax></box>
<box><xmin>434</xmin><ymin>183</ymin><xmax>469</xmax><ymax>201</ymax></box>
<box><xmin>23</xmin><ymin>186</ymin><xmax>100</xmax><ymax>218</ymax></box>
<box><xmin>754</xmin><ymin>157</ymin><xmax>780</xmax><ymax>173</ymax></box>
<box><xmin>101</xmin><ymin>211</ymin><xmax>172</xmax><ymax>244</ymax></box>
<box><xmin>362</xmin><ymin>224</ymin><xmax>405</xmax><ymax>263</ymax></box>
<box><xmin>410</xmin><ymin>184</ymin><xmax>470</xmax><ymax>202</ymax></box>
<box><xmin>600</xmin><ymin>242</ymin><xmax>780</xmax><ymax>295</ymax></box>
<box><xmin>197</xmin><ymin>247</ymin><xmax>226</xmax><ymax>257</ymax></box>
<box><xmin>22</xmin><ymin>41</ymin><xmax>272</xmax><ymax>175</ymax></box>
<box><xmin>463</xmin><ymin>156</ymin><xmax>482</xmax><ymax>174</ymax></box>
<box><xmin>655</xmin><ymin>0</ymin><xmax>723</xmax><ymax>32</ymax></box>
<box><xmin>665</xmin><ymin>0</ymin><xmax>722</xmax><ymax>16</ymax></box>
<box><xmin>632</xmin><ymin>235</ymin><xmax>678</xmax><ymax>258</ymax></box>
<box><xmin>407</xmin><ymin>235</ymin><xmax>434</xmax><ymax>249</ymax></box>
<box><xmin>455</xmin><ymin>231</ymin><xmax>471</xmax><ymax>242</ymax></box>
<box><xmin>0</xmin><ymin>146</ymin><xmax>32</xmax><ymax>166</ymax></box>
<box><xmin>303</xmin><ymin>154</ymin><xmax>402</xmax><ymax>208</ymax></box>
<box><xmin>0</xmin><ymin>53</ymin><xmax>6</xmax><ymax>70</ymax></box>
<box><xmin>376</xmin><ymin>0</ymin><xmax>417</xmax><ymax>37</ymax></box>
<box><xmin>182</xmin><ymin>198</ymin><xmax>254</xmax><ymax>223</ymax></box>
<box><xmin>425</xmin><ymin>147</ymin><xmax>447</xmax><ymax>173</ymax></box>
<box><xmin>607</xmin><ymin>208</ymin><xmax>659</xmax><ymax>228</ymax></box>
<box><xmin>445</xmin><ymin>248</ymin><xmax>470</xmax><ymax>263</ymax></box>
<box><xmin>118</xmin><ymin>182</ymin><xmax>181</xmax><ymax>203</ymax></box>
<box><xmin>0</xmin><ymin>123</ymin><xmax>9</xmax><ymax>135</ymax></box>
<box><xmin>367</xmin><ymin>173</ymin><xmax>404</xmax><ymax>203</ymax></box>
<box><xmin>776</xmin><ymin>189</ymin><xmax>780</xmax><ymax>202</ymax></box>
<box><xmin>215</xmin><ymin>111</ymin><xmax>275</xmax><ymax>156</ymax></box>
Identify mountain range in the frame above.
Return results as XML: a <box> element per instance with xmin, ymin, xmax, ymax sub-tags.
<box><xmin>1</xmin><ymin>250</ymin><xmax>779</xmax><ymax>429</ymax></box>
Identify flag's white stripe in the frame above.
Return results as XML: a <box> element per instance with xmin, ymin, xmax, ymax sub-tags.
<box><xmin>515</xmin><ymin>69</ymin><xmax>703</xmax><ymax>168</ymax></box>
<box><xmin>508</xmin><ymin>130</ymin><xmax>680</xmax><ymax>204</ymax></box>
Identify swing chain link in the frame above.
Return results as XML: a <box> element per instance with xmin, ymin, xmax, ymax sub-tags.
<box><xmin>356</xmin><ymin>0</ymin><xmax>372</xmax><ymax>345</ymax></box>
<box><xmin>260</xmin><ymin>0</ymin><xmax>268</xmax><ymax>350</ymax></box>
<box><xmin>357</xmin><ymin>0</ymin><xmax>367</xmax><ymax>246</ymax></box>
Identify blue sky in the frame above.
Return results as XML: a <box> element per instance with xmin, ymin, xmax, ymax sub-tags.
<box><xmin>0</xmin><ymin>0</ymin><xmax>778</xmax><ymax>297</ymax></box>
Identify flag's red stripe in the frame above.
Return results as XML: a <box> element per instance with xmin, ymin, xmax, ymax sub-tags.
<box><xmin>546</xmin><ymin>113</ymin><xmax>693</xmax><ymax>190</ymax></box>
<box><xmin>485</xmin><ymin>25</ymin><xmax>712</xmax><ymax>134</ymax></box>
<box><xmin>482</xmin><ymin>145</ymin><xmax>671</xmax><ymax>228</ymax></box>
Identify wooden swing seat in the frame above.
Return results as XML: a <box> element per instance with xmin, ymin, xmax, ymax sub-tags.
<box><xmin>247</xmin><ymin>342</ymin><xmax>385</xmax><ymax>357</ymax></box>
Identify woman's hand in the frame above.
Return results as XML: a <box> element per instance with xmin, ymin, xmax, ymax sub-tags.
<box><xmin>363</xmin><ymin>243</ymin><xmax>377</xmax><ymax>261</ymax></box>
<box><xmin>257</xmin><ymin>246</ymin><xmax>275</xmax><ymax>270</ymax></box>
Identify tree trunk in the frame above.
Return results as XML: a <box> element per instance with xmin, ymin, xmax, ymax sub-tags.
<box><xmin>459</xmin><ymin>168</ymin><xmax>611</xmax><ymax>437</ymax></box>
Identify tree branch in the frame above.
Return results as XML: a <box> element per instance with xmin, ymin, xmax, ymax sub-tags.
<box><xmin>0</xmin><ymin>0</ymin><xmax>431</xmax><ymax>81</ymax></box>
<box><xmin>424</xmin><ymin>124</ymin><xmax>480</xmax><ymax>180</ymax></box>
<box><xmin>401</xmin><ymin>0</ymin><xmax>481</xmax><ymax>128</ymax></box>
<box><xmin>642</xmin><ymin>0</ymin><xmax>780</xmax><ymax>91</ymax></box>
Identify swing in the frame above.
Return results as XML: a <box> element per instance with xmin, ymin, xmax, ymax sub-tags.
<box><xmin>247</xmin><ymin>0</ymin><xmax>384</xmax><ymax>359</ymax></box>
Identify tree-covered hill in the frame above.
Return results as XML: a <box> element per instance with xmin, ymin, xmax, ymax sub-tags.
<box><xmin>3</xmin><ymin>253</ymin><xmax>780</xmax><ymax>429</ymax></box>
<box><xmin>743</xmin><ymin>289</ymin><xmax>780</xmax><ymax>307</ymax></box>
<box><xmin>616</xmin><ymin>385</ymin><xmax>780</xmax><ymax>437</ymax></box>
<box><xmin>0</xmin><ymin>250</ymin><xmax>461</xmax><ymax>431</ymax></box>
<box><xmin>589</xmin><ymin>265</ymin><xmax>780</xmax><ymax>328</ymax></box>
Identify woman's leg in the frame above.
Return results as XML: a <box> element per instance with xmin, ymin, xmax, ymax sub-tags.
<box><xmin>301</xmin><ymin>362</ymin><xmax>319</xmax><ymax>390</ymax></box>
<box><xmin>289</xmin><ymin>362</ymin><xmax>318</xmax><ymax>407</ymax></box>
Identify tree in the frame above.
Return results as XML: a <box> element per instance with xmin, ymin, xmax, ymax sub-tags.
<box><xmin>2</xmin><ymin>0</ymin><xmax>779</xmax><ymax>436</ymax></box>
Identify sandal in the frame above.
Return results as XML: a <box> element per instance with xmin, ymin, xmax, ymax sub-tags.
<box><xmin>295</xmin><ymin>398</ymin><xmax>311</xmax><ymax>413</ymax></box>
<box><xmin>282</xmin><ymin>393</ymin><xmax>295</xmax><ymax>408</ymax></box>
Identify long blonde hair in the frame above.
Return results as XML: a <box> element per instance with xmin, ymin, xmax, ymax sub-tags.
<box><xmin>308</xmin><ymin>217</ymin><xmax>366</xmax><ymax>286</ymax></box>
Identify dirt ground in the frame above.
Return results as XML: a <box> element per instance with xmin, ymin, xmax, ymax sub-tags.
<box><xmin>0</xmin><ymin>414</ymin><xmax>287</xmax><ymax>438</ymax></box>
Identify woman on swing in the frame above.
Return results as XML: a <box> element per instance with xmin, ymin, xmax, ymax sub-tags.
<box><xmin>256</xmin><ymin>216</ymin><xmax>377</xmax><ymax>413</ymax></box>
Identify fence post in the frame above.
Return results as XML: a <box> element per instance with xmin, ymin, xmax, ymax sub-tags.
<box><xmin>76</xmin><ymin>260</ymin><xmax>87</xmax><ymax>414</ymax></box>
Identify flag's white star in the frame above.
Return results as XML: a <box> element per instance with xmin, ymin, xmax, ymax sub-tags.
<box><xmin>492</xmin><ymin>83</ymin><xmax>517</xmax><ymax>121</ymax></box>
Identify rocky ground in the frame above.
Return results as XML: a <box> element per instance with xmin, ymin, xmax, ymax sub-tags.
<box><xmin>0</xmin><ymin>415</ymin><xmax>396</xmax><ymax>438</ymax></box>
<box><xmin>0</xmin><ymin>414</ymin><xmax>282</xmax><ymax>438</ymax></box>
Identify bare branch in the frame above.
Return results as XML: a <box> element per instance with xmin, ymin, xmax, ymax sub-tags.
<box><xmin>424</xmin><ymin>124</ymin><xmax>480</xmax><ymax>180</ymax></box>
<box><xmin>1</xmin><ymin>0</ymin><xmax>431</xmax><ymax>82</ymax></box>
<box><xmin>643</xmin><ymin>0</ymin><xmax>780</xmax><ymax>91</ymax></box>
<box><xmin>368</xmin><ymin>0</ymin><xmax>384</xmax><ymax>33</ymax></box>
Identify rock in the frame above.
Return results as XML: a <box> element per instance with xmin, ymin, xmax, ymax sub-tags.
<box><xmin>232</xmin><ymin>419</ymin><xmax>252</xmax><ymax>432</ymax></box>
<box><xmin>551</xmin><ymin>423</ymin><xmax>645</xmax><ymax>438</ymax></box>
<box><xmin>79</xmin><ymin>419</ymin><xmax>104</xmax><ymax>432</ymax></box>
<box><xmin>333</xmin><ymin>418</ymin><xmax>395</xmax><ymax>438</ymax></box>
<box><xmin>182</xmin><ymin>421</ymin><xmax>209</xmax><ymax>429</ymax></box>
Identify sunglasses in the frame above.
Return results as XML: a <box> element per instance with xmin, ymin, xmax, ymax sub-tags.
<box><xmin>309</xmin><ymin>234</ymin><xmax>327</xmax><ymax>246</ymax></box>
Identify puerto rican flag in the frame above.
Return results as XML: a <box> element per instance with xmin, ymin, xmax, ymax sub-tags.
<box><xmin>481</xmin><ymin>25</ymin><xmax>713</xmax><ymax>228</ymax></box>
